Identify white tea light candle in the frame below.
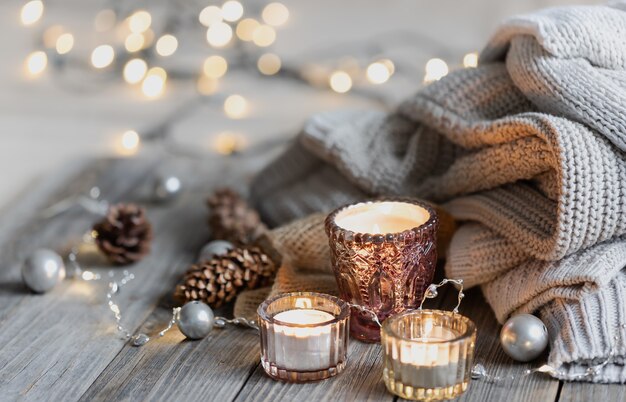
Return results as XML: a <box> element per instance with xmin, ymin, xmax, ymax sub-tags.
<box><xmin>382</xmin><ymin>310</ymin><xmax>476</xmax><ymax>401</ymax></box>
<box><xmin>258</xmin><ymin>292</ymin><xmax>350</xmax><ymax>382</ymax></box>
<box><xmin>272</xmin><ymin>309</ymin><xmax>334</xmax><ymax>371</ymax></box>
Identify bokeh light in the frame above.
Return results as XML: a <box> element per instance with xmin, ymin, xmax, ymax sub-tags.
<box><xmin>262</xmin><ymin>3</ymin><xmax>289</xmax><ymax>27</ymax></box>
<box><xmin>206</xmin><ymin>22</ymin><xmax>233</xmax><ymax>47</ymax></box>
<box><xmin>156</xmin><ymin>34</ymin><xmax>178</xmax><ymax>57</ymax></box>
<box><xmin>224</xmin><ymin>94</ymin><xmax>248</xmax><ymax>119</ymax></box>
<box><xmin>55</xmin><ymin>33</ymin><xmax>74</xmax><ymax>55</ymax></box>
<box><xmin>91</xmin><ymin>45</ymin><xmax>115</xmax><ymax>69</ymax></box>
<box><xmin>221</xmin><ymin>1</ymin><xmax>244</xmax><ymax>22</ymax></box>
<box><xmin>21</xmin><ymin>1</ymin><xmax>44</xmax><ymax>26</ymax></box>
<box><xmin>236</xmin><ymin>18</ymin><xmax>260</xmax><ymax>41</ymax></box>
<box><xmin>125</xmin><ymin>33</ymin><xmax>145</xmax><ymax>52</ymax></box>
<box><xmin>123</xmin><ymin>58</ymin><xmax>148</xmax><ymax>84</ymax></box>
<box><xmin>203</xmin><ymin>55</ymin><xmax>228</xmax><ymax>79</ymax></box>
<box><xmin>329</xmin><ymin>71</ymin><xmax>352</xmax><ymax>93</ymax></box>
<box><xmin>424</xmin><ymin>58</ymin><xmax>448</xmax><ymax>82</ymax></box>
<box><xmin>25</xmin><ymin>51</ymin><xmax>47</xmax><ymax>76</ymax></box>
<box><xmin>199</xmin><ymin>6</ymin><xmax>222</xmax><ymax>27</ymax></box>
<box><xmin>197</xmin><ymin>75</ymin><xmax>219</xmax><ymax>96</ymax></box>
<box><xmin>463</xmin><ymin>52</ymin><xmax>479</xmax><ymax>68</ymax></box>
<box><xmin>141</xmin><ymin>67</ymin><xmax>167</xmax><ymax>98</ymax></box>
<box><xmin>129</xmin><ymin>10</ymin><xmax>152</xmax><ymax>33</ymax></box>
<box><xmin>366</xmin><ymin>62</ymin><xmax>391</xmax><ymax>84</ymax></box>
<box><xmin>257</xmin><ymin>53</ymin><xmax>281</xmax><ymax>75</ymax></box>
<box><xmin>94</xmin><ymin>9</ymin><xmax>116</xmax><ymax>32</ymax></box>
<box><xmin>252</xmin><ymin>25</ymin><xmax>276</xmax><ymax>47</ymax></box>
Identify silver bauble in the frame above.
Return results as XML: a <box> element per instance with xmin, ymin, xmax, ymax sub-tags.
<box><xmin>22</xmin><ymin>249</ymin><xmax>65</xmax><ymax>293</ymax></box>
<box><xmin>153</xmin><ymin>175</ymin><xmax>182</xmax><ymax>202</ymax></box>
<box><xmin>198</xmin><ymin>240</ymin><xmax>234</xmax><ymax>261</ymax></box>
<box><xmin>500</xmin><ymin>314</ymin><xmax>549</xmax><ymax>362</ymax></box>
<box><xmin>177</xmin><ymin>301</ymin><xmax>215</xmax><ymax>339</ymax></box>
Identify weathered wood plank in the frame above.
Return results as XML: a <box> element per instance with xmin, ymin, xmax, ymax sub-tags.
<box><xmin>0</xmin><ymin>158</ymin><xmax>169</xmax><ymax>400</ymax></box>
<box><xmin>453</xmin><ymin>288</ymin><xmax>560</xmax><ymax>402</ymax></box>
<box><xmin>0</xmin><ymin>155</ymin><xmax>263</xmax><ymax>401</ymax></box>
<box><xmin>557</xmin><ymin>382</ymin><xmax>624</xmax><ymax>402</ymax></box>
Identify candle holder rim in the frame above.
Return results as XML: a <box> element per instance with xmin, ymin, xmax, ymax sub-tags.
<box><xmin>257</xmin><ymin>291</ymin><xmax>351</xmax><ymax>328</ymax></box>
<box><xmin>324</xmin><ymin>198</ymin><xmax>438</xmax><ymax>243</ymax></box>
<box><xmin>382</xmin><ymin>309</ymin><xmax>477</xmax><ymax>344</ymax></box>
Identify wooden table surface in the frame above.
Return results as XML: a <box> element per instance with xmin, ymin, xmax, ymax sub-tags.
<box><xmin>0</xmin><ymin>157</ymin><xmax>622</xmax><ymax>402</ymax></box>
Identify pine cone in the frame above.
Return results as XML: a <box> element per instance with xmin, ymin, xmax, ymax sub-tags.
<box><xmin>93</xmin><ymin>203</ymin><xmax>153</xmax><ymax>265</ymax></box>
<box><xmin>176</xmin><ymin>247</ymin><xmax>276</xmax><ymax>308</ymax></box>
<box><xmin>207</xmin><ymin>188</ymin><xmax>266</xmax><ymax>245</ymax></box>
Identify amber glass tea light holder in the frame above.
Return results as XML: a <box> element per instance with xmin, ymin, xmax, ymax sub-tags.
<box><xmin>258</xmin><ymin>292</ymin><xmax>350</xmax><ymax>382</ymax></box>
<box><xmin>325</xmin><ymin>199</ymin><xmax>438</xmax><ymax>342</ymax></box>
<box><xmin>382</xmin><ymin>279</ymin><xmax>477</xmax><ymax>401</ymax></box>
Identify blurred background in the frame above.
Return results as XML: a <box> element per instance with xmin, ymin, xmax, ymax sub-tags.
<box><xmin>1</xmin><ymin>0</ymin><xmax>600</xmax><ymax>209</ymax></box>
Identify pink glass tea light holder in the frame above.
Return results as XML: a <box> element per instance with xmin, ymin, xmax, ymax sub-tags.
<box><xmin>258</xmin><ymin>292</ymin><xmax>350</xmax><ymax>382</ymax></box>
<box><xmin>325</xmin><ymin>199</ymin><xmax>438</xmax><ymax>342</ymax></box>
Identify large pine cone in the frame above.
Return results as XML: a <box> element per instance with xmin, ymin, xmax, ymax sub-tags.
<box><xmin>93</xmin><ymin>203</ymin><xmax>153</xmax><ymax>265</ymax></box>
<box><xmin>176</xmin><ymin>247</ymin><xmax>276</xmax><ymax>308</ymax></box>
<box><xmin>207</xmin><ymin>188</ymin><xmax>266</xmax><ymax>245</ymax></box>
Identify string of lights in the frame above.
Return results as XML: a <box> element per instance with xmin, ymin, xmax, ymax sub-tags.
<box><xmin>20</xmin><ymin>0</ymin><xmax>479</xmax><ymax>157</ymax></box>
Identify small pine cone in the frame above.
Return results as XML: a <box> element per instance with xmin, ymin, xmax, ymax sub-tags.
<box><xmin>176</xmin><ymin>247</ymin><xmax>276</xmax><ymax>308</ymax></box>
<box><xmin>93</xmin><ymin>203</ymin><xmax>153</xmax><ymax>265</ymax></box>
<box><xmin>207</xmin><ymin>188</ymin><xmax>266</xmax><ymax>245</ymax></box>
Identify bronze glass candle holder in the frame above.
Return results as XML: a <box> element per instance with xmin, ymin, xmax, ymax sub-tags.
<box><xmin>325</xmin><ymin>199</ymin><xmax>438</xmax><ymax>342</ymax></box>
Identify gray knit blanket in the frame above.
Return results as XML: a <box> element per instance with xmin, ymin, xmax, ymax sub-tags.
<box><xmin>250</xmin><ymin>3</ymin><xmax>626</xmax><ymax>382</ymax></box>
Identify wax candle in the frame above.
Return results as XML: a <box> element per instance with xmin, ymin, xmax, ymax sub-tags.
<box><xmin>272</xmin><ymin>309</ymin><xmax>335</xmax><ymax>371</ymax></box>
<box><xmin>258</xmin><ymin>292</ymin><xmax>350</xmax><ymax>382</ymax></box>
<box><xmin>382</xmin><ymin>310</ymin><xmax>477</xmax><ymax>401</ymax></box>
<box><xmin>326</xmin><ymin>199</ymin><xmax>438</xmax><ymax>342</ymax></box>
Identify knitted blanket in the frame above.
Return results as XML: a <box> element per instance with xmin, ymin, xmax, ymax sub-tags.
<box><xmin>244</xmin><ymin>3</ymin><xmax>626</xmax><ymax>382</ymax></box>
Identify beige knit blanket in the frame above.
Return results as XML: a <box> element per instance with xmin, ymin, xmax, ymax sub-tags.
<box><xmin>237</xmin><ymin>3</ymin><xmax>626</xmax><ymax>382</ymax></box>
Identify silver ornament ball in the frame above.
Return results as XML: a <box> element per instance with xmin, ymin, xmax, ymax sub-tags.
<box><xmin>198</xmin><ymin>240</ymin><xmax>234</xmax><ymax>261</ymax></box>
<box><xmin>177</xmin><ymin>301</ymin><xmax>215</xmax><ymax>339</ymax></box>
<box><xmin>22</xmin><ymin>249</ymin><xmax>65</xmax><ymax>293</ymax></box>
<box><xmin>500</xmin><ymin>314</ymin><xmax>549</xmax><ymax>362</ymax></box>
<box><xmin>153</xmin><ymin>175</ymin><xmax>182</xmax><ymax>202</ymax></box>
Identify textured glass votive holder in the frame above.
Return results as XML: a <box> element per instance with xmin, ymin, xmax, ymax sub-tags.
<box><xmin>258</xmin><ymin>292</ymin><xmax>350</xmax><ymax>382</ymax></box>
<box><xmin>325</xmin><ymin>199</ymin><xmax>438</xmax><ymax>342</ymax></box>
<box><xmin>382</xmin><ymin>310</ymin><xmax>477</xmax><ymax>401</ymax></box>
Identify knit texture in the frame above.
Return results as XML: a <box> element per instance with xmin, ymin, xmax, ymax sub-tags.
<box><xmin>248</xmin><ymin>3</ymin><xmax>626</xmax><ymax>382</ymax></box>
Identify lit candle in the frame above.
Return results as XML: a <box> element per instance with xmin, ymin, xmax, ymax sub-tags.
<box><xmin>272</xmin><ymin>308</ymin><xmax>334</xmax><ymax>371</ymax></box>
<box><xmin>397</xmin><ymin>323</ymin><xmax>460</xmax><ymax>388</ymax></box>
<box><xmin>326</xmin><ymin>200</ymin><xmax>438</xmax><ymax>343</ymax></box>
<box><xmin>258</xmin><ymin>292</ymin><xmax>350</xmax><ymax>382</ymax></box>
<box><xmin>382</xmin><ymin>310</ymin><xmax>477</xmax><ymax>401</ymax></box>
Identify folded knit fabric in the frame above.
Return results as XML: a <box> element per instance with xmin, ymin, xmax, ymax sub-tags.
<box><xmin>249</xmin><ymin>3</ymin><xmax>626</xmax><ymax>382</ymax></box>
